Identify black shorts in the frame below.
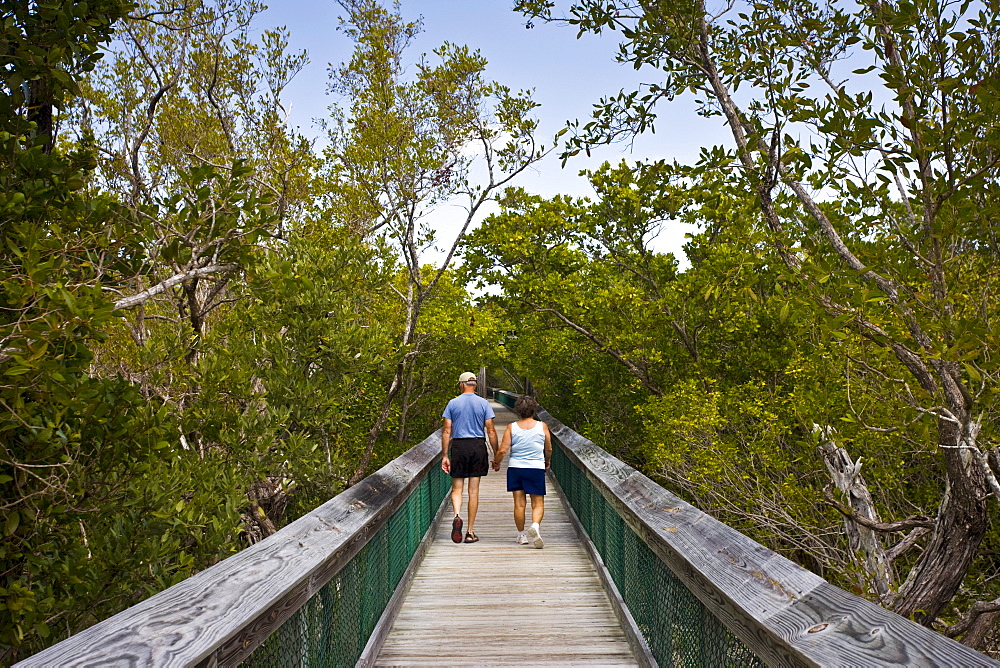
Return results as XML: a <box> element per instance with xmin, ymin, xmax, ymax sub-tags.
<box><xmin>449</xmin><ymin>438</ymin><xmax>489</xmax><ymax>478</ymax></box>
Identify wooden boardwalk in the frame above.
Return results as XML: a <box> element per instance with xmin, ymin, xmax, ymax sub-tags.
<box><xmin>373</xmin><ymin>401</ymin><xmax>638</xmax><ymax>666</ymax></box>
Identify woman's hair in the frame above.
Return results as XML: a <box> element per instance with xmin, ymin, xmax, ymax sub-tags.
<box><xmin>513</xmin><ymin>395</ymin><xmax>539</xmax><ymax>419</ymax></box>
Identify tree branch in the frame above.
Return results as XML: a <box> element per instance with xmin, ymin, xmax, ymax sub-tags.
<box><xmin>885</xmin><ymin>527</ymin><xmax>930</xmax><ymax>561</ymax></box>
<box><xmin>527</xmin><ymin>303</ymin><xmax>663</xmax><ymax>396</ymax></box>
<box><xmin>822</xmin><ymin>487</ymin><xmax>935</xmax><ymax>532</ymax></box>
<box><xmin>942</xmin><ymin>596</ymin><xmax>1000</xmax><ymax>640</ymax></box>
<box><xmin>113</xmin><ymin>264</ymin><xmax>239</xmax><ymax>310</ymax></box>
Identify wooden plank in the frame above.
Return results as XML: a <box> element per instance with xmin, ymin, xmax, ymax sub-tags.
<box><xmin>16</xmin><ymin>433</ymin><xmax>444</xmax><ymax>668</ymax></box>
<box><xmin>373</xmin><ymin>401</ymin><xmax>639</xmax><ymax>667</ymax></box>
<box><xmin>539</xmin><ymin>405</ymin><xmax>1000</xmax><ymax>668</ymax></box>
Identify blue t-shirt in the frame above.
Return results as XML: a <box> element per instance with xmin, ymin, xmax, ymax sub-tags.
<box><xmin>443</xmin><ymin>393</ymin><xmax>495</xmax><ymax>439</ymax></box>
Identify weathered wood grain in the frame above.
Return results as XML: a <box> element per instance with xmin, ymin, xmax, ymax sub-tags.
<box><xmin>15</xmin><ymin>432</ymin><xmax>444</xmax><ymax>668</ymax></box>
<box><xmin>533</xmin><ymin>399</ymin><xmax>1000</xmax><ymax>668</ymax></box>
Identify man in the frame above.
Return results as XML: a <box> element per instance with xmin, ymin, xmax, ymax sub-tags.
<box><xmin>441</xmin><ymin>371</ymin><xmax>498</xmax><ymax>543</ymax></box>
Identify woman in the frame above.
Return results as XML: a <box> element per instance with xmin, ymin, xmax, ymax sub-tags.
<box><xmin>491</xmin><ymin>395</ymin><xmax>552</xmax><ymax>548</ymax></box>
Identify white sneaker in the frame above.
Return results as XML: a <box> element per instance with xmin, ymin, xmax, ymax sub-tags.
<box><xmin>528</xmin><ymin>523</ymin><xmax>544</xmax><ymax>549</ymax></box>
<box><xmin>516</xmin><ymin>532</ymin><xmax>529</xmax><ymax>545</ymax></box>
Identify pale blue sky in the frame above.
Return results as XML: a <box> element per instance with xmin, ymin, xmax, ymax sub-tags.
<box><xmin>259</xmin><ymin>1</ymin><xmax>729</xmax><ymax>264</ymax></box>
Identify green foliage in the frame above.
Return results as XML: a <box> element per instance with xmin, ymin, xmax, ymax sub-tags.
<box><xmin>319</xmin><ymin>0</ymin><xmax>544</xmax><ymax>484</ymax></box>
<box><xmin>191</xmin><ymin>231</ymin><xmax>401</xmax><ymax>516</ymax></box>
<box><xmin>509</xmin><ymin>0</ymin><xmax>1000</xmax><ymax>634</ymax></box>
<box><xmin>0</xmin><ymin>0</ymin><xmax>188</xmax><ymax>658</ymax></box>
<box><xmin>0</xmin><ymin>0</ymin><xmax>128</xmax><ymax>112</ymax></box>
<box><xmin>80</xmin><ymin>0</ymin><xmax>315</xmax><ymax>214</ymax></box>
<box><xmin>1</xmin><ymin>0</ymin><xmax>522</xmax><ymax>661</ymax></box>
<box><xmin>322</xmin><ymin>0</ymin><xmax>542</xmax><ymax>239</ymax></box>
<box><xmin>16</xmin><ymin>0</ymin><xmax>1000</xmax><ymax>658</ymax></box>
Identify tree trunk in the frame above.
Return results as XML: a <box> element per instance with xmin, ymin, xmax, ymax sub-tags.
<box><xmin>182</xmin><ymin>277</ymin><xmax>203</xmax><ymax>365</ymax></box>
<box><xmin>816</xmin><ymin>425</ymin><xmax>893</xmax><ymax>602</ymax></box>
<box><xmin>894</xmin><ymin>415</ymin><xmax>989</xmax><ymax>623</ymax></box>
<box><xmin>241</xmin><ymin>478</ymin><xmax>289</xmax><ymax>544</ymax></box>
<box><xmin>960</xmin><ymin>610</ymin><xmax>1000</xmax><ymax>651</ymax></box>
<box><xmin>348</xmin><ymin>291</ymin><xmax>419</xmax><ymax>486</ymax></box>
<box><xmin>26</xmin><ymin>78</ymin><xmax>54</xmax><ymax>154</ymax></box>
<box><xmin>396</xmin><ymin>367</ymin><xmax>416</xmax><ymax>445</ymax></box>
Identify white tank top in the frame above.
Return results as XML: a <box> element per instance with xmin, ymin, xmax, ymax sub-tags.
<box><xmin>508</xmin><ymin>421</ymin><xmax>546</xmax><ymax>469</ymax></box>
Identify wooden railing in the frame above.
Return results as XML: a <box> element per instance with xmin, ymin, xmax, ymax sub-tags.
<box><xmin>18</xmin><ymin>387</ymin><xmax>997</xmax><ymax>667</ymax></box>
<box><xmin>494</xmin><ymin>390</ymin><xmax>998</xmax><ymax>667</ymax></box>
<box><xmin>15</xmin><ymin>431</ymin><xmax>447</xmax><ymax>667</ymax></box>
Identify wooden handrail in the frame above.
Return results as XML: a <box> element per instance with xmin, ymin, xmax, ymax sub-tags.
<box><xmin>16</xmin><ymin>431</ymin><xmax>443</xmax><ymax>667</ymax></box>
<box><xmin>493</xmin><ymin>390</ymin><xmax>998</xmax><ymax>667</ymax></box>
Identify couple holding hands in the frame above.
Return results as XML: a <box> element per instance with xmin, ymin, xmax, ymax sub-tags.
<box><xmin>440</xmin><ymin>372</ymin><xmax>552</xmax><ymax>548</ymax></box>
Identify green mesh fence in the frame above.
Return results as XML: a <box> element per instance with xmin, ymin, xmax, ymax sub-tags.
<box><xmin>242</xmin><ymin>466</ymin><xmax>449</xmax><ymax>667</ymax></box>
<box><xmin>494</xmin><ymin>391</ymin><xmax>514</xmax><ymax>409</ymax></box>
<box><xmin>550</xmin><ymin>444</ymin><xmax>764</xmax><ymax>668</ymax></box>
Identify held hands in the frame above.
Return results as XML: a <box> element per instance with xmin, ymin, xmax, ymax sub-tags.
<box><xmin>491</xmin><ymin>458</ymin><xmax>501</xmax><ymax>472</ymax></box>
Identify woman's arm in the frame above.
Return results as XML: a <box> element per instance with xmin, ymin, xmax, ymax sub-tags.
<box><xmin>492</xmin><ymin>426</ymin><xmax>512</xmax><ymax>470</ymax></box>
<box><xmin>543</xmin><ymin>422</ymin><xmax>552</xmax><ymax>470</ymax></box>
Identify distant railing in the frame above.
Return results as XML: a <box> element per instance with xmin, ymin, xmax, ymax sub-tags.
<box><xmin>494</xmin><ymin>390</ymin><xmax>998</xmax><ymax>668</ymax></box>
<box><xmin>16</xmin><ymin>432</ymin><xmax>450</xmax><ymax>667</ymax></box>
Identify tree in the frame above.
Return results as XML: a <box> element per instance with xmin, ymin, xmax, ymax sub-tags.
<box><xmin>465</xmin><ymin>160</ymin><xmax>814</xmax><ymax>524</ymax></box>
<box><xmin>0</xmin><ymin>0</ymin><xmax>188</xmax><ymax>659</ymax></box>
<box><xmin>466</xmin><ymin>161</ymin><xmax>713</xmax><ymax>400</ymax></box>
<box><xmin>2</xmin><ymin>0</ymin><xmax>515</xmax><ymax>659</ymax></box>
<box><xmin>1</xmin><ymin>2</ymin><xmax>315</xmax><ymax>657</ymax></box>
<box><xmin>71</xmin><ymin>0</ymin><xmax>317</xmax><ymax>543</ymax></box>
<box><xmin>323</xmin><ymin>0</ymin><xmax>547</xmax><ymax>485</ymax></box>
<box><xmin>517</xmin><ymin>0</ymin><xmax>1000</xmax><ymax>644</ymax></box>
<box><xmin>72</xmin><ymin>0</ymin><xmax>314</xmax><ymax>371</ymax></box>
<box><xmin>185</xmin><ymin>229</ymin><xmax>400</xmax><ymax>537</ymax></box>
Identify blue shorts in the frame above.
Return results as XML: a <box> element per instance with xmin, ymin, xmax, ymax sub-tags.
<box><xmin>507</xmin><ymin>467</ymin><xmax>546</xmax><ymax>495</ymax></box>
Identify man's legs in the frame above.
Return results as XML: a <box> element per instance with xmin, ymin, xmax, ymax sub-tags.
<box><xmin>467</xmin><ymin>476</ymin><xmax>481</xmax><ymax>533</ymax></box>
<box><xmin>512</xmin><ymin>490</ymin><xmax>527</xmax><ymax>531</ymax></box>
<box><xmin>450</xmin><ymin>477</ymin><xmax>465</xmax><ymax>543</ymax></box>
<box><xmin>450</xmin><ymin>477</ymin><xmax>464</xmax><ymax>516</ymax></box>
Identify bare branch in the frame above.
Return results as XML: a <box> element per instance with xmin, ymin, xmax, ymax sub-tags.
<box><xmin>886</xmin><ymin>527</ymin><xmax>930</xmax><ymax>561</ymax></box>
<box><xmin>113</xmin><ymin>264</ymin><xmax>239</xmax><ymax>310</ymax></box>
<box><xmin>527</xmin><ymin>303</ymin><xmax>663</xmax><ymax>396</ymax></box>
<box><xmin>943</xmin><ymin>596</ymin><xmax>1000</xmax><ymax>638</ymax></box>
<box><xmin>816</xmin><ymin>425</ymin><xmax>893</xmax><ymax>600</ymax></box>
<box><xmin>823</xmin><ymin>487</ymin><xmax>935</xmax><ymax>532</ymax></box>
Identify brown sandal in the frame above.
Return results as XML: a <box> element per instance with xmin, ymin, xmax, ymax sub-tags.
<box><xmin>463</xmin><ymin>532</ymin><xmax>479</xmax><ymax>543</ymax></box>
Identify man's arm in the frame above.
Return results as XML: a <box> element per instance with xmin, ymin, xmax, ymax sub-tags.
<box><xmin>441</xmin><ymin>418</ymin><xmax>452</xmax><ymax>474</ymax></box>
